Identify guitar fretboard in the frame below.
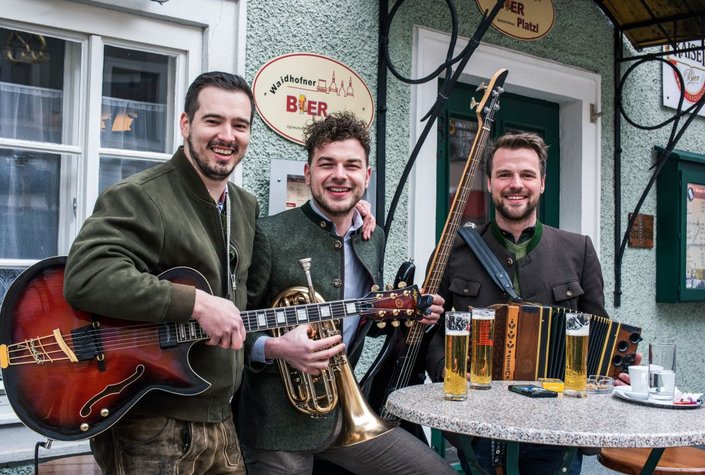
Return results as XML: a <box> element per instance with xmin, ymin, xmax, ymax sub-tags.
<box><xmin>168</xmin><ymin>299</ymin><xmax>368</xmax><ymax>343</ymax></box>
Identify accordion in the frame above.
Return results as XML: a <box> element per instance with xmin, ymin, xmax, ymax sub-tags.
<box><xmin>491</xmin><ymin>303</ymin><xmax>642</xmax><ymax>381</ymax></box>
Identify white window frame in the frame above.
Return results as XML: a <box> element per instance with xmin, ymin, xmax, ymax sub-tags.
<box><xmin>1</xmin><ymin>0</ymin><xmax>203</xmax><ymax>253</ymax></box>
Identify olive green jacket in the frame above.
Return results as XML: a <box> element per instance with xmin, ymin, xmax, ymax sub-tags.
<box><xmin>236</xmin><ymin>202</ymin><xmax>385</xmax><ymax>451</ymax></box>
<box><xmin>64</xmin><ymin>147</ymin><xmax>259</xmax><ymax>423</ymax></box>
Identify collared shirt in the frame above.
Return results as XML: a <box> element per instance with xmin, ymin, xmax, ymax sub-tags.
<box><xmin>251</xmin><ymin>200</ymin><xmax>369</xmax><ymax>363</ymax></box>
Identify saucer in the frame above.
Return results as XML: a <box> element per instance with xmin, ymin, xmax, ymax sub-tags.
<box><xmin>613</xmin><ymin>387</ymin><xmax>649</xmax><ymax>400</ymax></box>
<box><xmin>613</xmin><ymin>387</ymin><xmax>702</xmax><ymax>409</ymax></box>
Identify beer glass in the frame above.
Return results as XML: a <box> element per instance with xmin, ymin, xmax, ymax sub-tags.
<box><xmin>469</xmin><ymin>307</ymin><xmax>495</xmax><ymax>389</ymax></box>
<box><xmin>444</xmin><ymin>311</ymin><xmax>471</xmax><ymax>401</ymax></box>
<box><xmin>649</xmin><ymin>343</ymin><xmax>676</xmax><ymax>401</ymax></box>
<box><xmin>564</xmin><ymin>312</ymin><xmax>590</xmax><ymax>398</ymax></box>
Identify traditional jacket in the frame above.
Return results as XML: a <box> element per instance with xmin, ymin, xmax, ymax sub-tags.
<box><xmin>237</xmin><ymin>201</ymin><xmax>385</xmax><ymax>451</ymax></box>
<box><xmin>425</xmin><ymin>221</ymin><xmax>607</xmax><ymax>381</ymax></box>
<box><xmin>64</xmin><ymin>147</ymin><xmax>259</xmax><ymax>422</ymax></box>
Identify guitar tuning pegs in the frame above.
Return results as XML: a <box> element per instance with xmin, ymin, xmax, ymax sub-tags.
<box><xmin>404</xmin><ymin>320</ymin><xmax>413</xmax><ymax>327</ymax></box>
<box><xmin>397</xmin><ymin>280</ymin><xmax>407</xmax><ymax>289</ymax></box>
<box><xmin>376</xmin><ymin>322</ymin><xmax>386</xmax><ymax>329</ymax></box>
<box><xmin>384</xmin><ymin>284</ymin><xmax>393</xmax><ymax>291</ymax></box>
<box><xmin>391</xmin><ymin>320</ymin><xmax>400</xmax><ymax>328</ymax></box>
<box><xmin>476</xmin><ymin>82</ymin><xmax>487</xmax><ymax>92</ymax></box>
<box><xmin>371</xmin><ymin>284</ymin><xmax>380</xmax><ymax>291</ymax></box>
<box><xmin>470</xmin><ymin>98</ymin><xmax>479</xmax><ymax>110</ymax></box>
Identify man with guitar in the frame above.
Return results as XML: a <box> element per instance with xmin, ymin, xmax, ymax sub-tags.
<box><xmin>63</xmin><ymin>72</ymin><xmax>258</xmax><ymax>474</ymax></box>
<box><xmin>237</xmin><ymin>112</ymin><xmax>455</xmax><ymax>474</ymax></box>
<box><xmin>426</xmin><ymin>132</ymin><xmax>640</xmax><ymax>474</ymax></box>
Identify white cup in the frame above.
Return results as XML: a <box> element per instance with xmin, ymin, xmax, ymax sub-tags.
<box><xmin>628</xmin><ymin>365</ymin><xmax>648</xmax><ymax>395</ymax></box>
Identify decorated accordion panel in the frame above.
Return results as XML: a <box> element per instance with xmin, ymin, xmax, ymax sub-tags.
<box><xmin>491</xmin><ymin>303</ymin><xmax>642</xmax><ymax>381</ymax></box>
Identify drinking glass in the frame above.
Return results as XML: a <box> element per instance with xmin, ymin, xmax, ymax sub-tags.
<box><xmin>469</xmin><ymin>308</ymin><xmax>495</xmax><ymax>389</ymax></box>
<box><xmin>649</xmin><ymin>343</ymin><xmax>676</xmax><ymax>401</ymax></box>
<box><xmin>444</xmin><ymin>311</ymin><xmax>471</xmax><ymax>401</ymax></box>
<box><xmin>564</xmin><ymin>312</ymin><xmax>590</xmax><ymax>397</ymax></box>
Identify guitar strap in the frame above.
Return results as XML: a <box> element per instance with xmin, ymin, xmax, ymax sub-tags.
<box><xmin>457</xmin><ymin>226</ymin><xmax>522</xmax><ymax>303</ymax></box>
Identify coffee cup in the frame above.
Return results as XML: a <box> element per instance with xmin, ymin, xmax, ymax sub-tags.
<box><xmin>627</xmin><ymin>365</ymin><xmax>648</xmax><ymax>396</ymax></box>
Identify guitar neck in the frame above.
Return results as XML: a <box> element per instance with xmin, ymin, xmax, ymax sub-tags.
<box><xmin>423</xmin><ymin>122</ymin><xmax>492</xmax><ymax>295</ymax></box>
<box><xmin>172</xmin><ymin>298</ymin><xmax>366</xmax><ymax>343</ymax></box>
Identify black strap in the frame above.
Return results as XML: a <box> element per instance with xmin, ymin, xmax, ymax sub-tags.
<box><xmin>457</xmin><ymin>226</ymin><xmax>522</xmax><ymax>303</ymax></box>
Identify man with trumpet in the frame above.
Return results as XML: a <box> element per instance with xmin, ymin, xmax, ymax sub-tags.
<box><xmin>237</xmin><ymin>112</ymin><xmax>455</xmax><ymax>474</ymax></box>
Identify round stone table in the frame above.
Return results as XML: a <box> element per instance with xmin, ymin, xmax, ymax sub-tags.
<box><xmin>386</xmin><ymin>381</ymin><xmax>705</xmax><ymax>474</ymax></box>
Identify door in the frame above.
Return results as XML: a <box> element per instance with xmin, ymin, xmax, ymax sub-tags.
<box><xmin>436</xmin><ymin>81</ymin><xmax>560</xmax><ymax>238</ymax></box>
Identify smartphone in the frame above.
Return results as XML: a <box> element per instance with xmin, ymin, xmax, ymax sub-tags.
<box><xmin>508</xmin><ymin>384</ymin><xmax>558</xmax><ymax>398</ymax></box>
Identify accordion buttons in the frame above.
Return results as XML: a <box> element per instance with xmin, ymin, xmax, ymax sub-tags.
<box><xmin>333</xmin><ymin>278</ymin><xmax>342</xmax><ymax>288</ymax></box>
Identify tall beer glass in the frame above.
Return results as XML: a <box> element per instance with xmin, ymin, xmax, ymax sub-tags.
<box><xmin>564</xmin><ymin>312</ymin><xmax>590</xmax><ymax>397</ymax></box>
<box><xmin>444</xmin><ymin>311</ymin><xmax>471</xmax><ymax>401</ymax></box>
<box><xmin>470</xmin><ymin>308</ymin><xmax>495</xmax><ymax>389</ymax></box>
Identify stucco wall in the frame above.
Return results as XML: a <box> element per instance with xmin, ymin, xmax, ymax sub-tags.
<box><xmin>244</xmin><ymin>0</ymin><xmax>705</xmax><ymax>388</ymax></box>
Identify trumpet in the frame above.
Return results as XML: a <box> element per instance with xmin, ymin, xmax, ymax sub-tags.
<box><xmin>270</xmin><ymin>257</ymin><xmax>394</xmax><ymax>446</ymax></box>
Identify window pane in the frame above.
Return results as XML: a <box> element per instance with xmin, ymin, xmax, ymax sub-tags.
<box><xmin>101</xmin><ymin>46</ymin><xmax>170</xmax><ymax>152</ymax></box>
<box><xmin>0</xmin><ymin>28</ymin><xmax>66</xmax><ymax>143</ymax></box>
<box><xmin>449</xmin><ymin>117</ymin><xmax>488</xmax><ymax>227</ymax></box>
<box><xmin>99</xmin><ymin>155</ymin><xmax>161</xmax><ymax>193</ymax></box>
<box><xmin>0</xmin><ymin>149</ymin><xmax>61</xmax><ymax>259</ymax></box>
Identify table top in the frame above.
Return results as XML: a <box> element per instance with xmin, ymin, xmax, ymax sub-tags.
<box><xmin>385</xmin><ymin>381</ymin><xmax>705</xmax><ymax>448</ymax></box>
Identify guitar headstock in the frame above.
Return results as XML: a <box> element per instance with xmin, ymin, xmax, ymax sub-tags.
<box><xmin>471</xmin><ymin>68</ymin><xmax>508</xmax><ymax>129</ymax></box>
<box><xmin>359</xmin><ymin>284</ymin><xmax>427</xmax><ymax>327</ymax></box>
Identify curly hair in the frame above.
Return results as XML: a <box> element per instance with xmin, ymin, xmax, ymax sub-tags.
<box><xmin>303</xmin><ymin>111</ymin><xmax>370</xmax><ymax>164</ymax></box>
<box><xmin>484</xmin><ymin>132</ymin><xmax>549</xmax><ymax>178</ymax></box>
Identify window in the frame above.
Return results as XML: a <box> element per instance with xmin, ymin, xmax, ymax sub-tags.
<box><xmin>0</xmin><ymin>21</ymin><xmax>188</xmax><ymax>307</ymax></box>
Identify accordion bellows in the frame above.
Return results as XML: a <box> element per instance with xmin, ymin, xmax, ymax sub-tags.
<box><xmin>491</xmin><ymin>303</ymin><xmax>642</xmax><ymax>381</ymax></box>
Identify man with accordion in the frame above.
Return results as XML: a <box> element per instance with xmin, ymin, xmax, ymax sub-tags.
<box><xmin>426</xmin><ymin>132</ymin><xmax>634</xmax><ymax>474</ymax></box>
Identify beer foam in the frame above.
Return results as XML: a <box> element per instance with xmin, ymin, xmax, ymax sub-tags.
<box><xmin>446</xmin><ymin>329</ymin><xmax>470</xmax><ymax>336</ymax></box>
<box><xmin>472</xmin><ymin>314</ymin><xmax>495</xmax><ymax>320</ymax></box>
<box><xmin>566</xmin><ymin>326</ymin><xmax>589</xmax><ymax>337</ymax></box>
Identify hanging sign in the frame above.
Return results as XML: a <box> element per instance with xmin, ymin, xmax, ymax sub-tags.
<box><xmin>662</xmin><ymin>42</ymin><xmax>705</xmax><ymax>117</ymax></box>
<box><xmin>252</xmin><ymin>53</ymin><xmax>375</xmax><ymax>145</ymax></box>
<box><xmin>475</xmin><ymin>0</ymin><xmax>555</xmax><ymax>41</ymax></box>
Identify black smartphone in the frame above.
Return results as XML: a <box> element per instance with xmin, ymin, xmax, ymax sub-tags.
<box><xmin>508</xmin><ymin>384</ymin><xmax>558</xmax><ymax>398</ymax></box>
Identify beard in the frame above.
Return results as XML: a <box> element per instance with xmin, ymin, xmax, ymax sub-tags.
<box><xmin>187</xmin><ymin>136</ymin><xmax>237</xmax><ymax>181</ymax></box>
<box><xmin>493</xmin><ymin>193</ymin><xmax>539</xmax><ymax>223</ymax></box>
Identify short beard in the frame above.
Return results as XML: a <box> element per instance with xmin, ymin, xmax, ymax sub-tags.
<box><xmin>493</xmin><ymin>195</ymin><xmax>538</xmax><ymax>223</ymax></box>
<box><xmin>187</xmin><ymin>136</ymin><xmax>235</xmax><ymax>181</ymax></box>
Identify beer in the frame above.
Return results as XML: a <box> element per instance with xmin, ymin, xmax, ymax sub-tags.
<box><xmin>470</xmin><ymin>309</ymin><xmax>495</xmax><ymax>389</ymax></box>
<box><xmin>564</xmin><ymin>325</ymin><xmax>589</xmax><ymax>397</ymax></box>
<box><xmin>444</xmin><ymin>329</ymin><xmax>470</xmax><ymax>400</ymax></box>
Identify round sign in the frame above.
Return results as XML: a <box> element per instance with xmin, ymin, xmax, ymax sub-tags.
<box><xmin>476</xmin><ymin>0</ymin><xmax>555</xmax><ymax>41</ymax></box>
<box><xmin>252</xmin><ymin>53</ymin><xmax>375</xmax><ymax>145</ymax></box>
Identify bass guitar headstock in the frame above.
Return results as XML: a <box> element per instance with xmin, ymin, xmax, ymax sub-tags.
<box><xmin>471</xmin><ymin>68</ymin><xmax>508</xmax><ymax>130</ymax></box>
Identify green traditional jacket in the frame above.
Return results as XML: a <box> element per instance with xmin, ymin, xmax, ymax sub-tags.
<box><xmin>236</xmin><ymin>201</ymin><xmax>385</xmax><ymax>451</ymax></box>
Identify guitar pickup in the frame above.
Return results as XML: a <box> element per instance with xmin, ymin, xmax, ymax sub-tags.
<box><xmin>71</xmin><ymin>324</ymin><xmax>105</xmax><ymax>362</ymax></box>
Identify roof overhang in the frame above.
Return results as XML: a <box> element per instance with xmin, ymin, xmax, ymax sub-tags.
<box><xmin>594</xmin><ymin>0</ymin><xmax>705</xmax><ymax>49</ymax></box>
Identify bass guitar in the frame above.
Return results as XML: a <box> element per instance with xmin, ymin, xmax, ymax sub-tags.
<box><xmin>0</xmin><ymin>256</ymin><xmax>428</xmax><ymax>441</ymax></box>
<box><xmin>361</xmin><ymin>69</ymin><xmax>509</xmax><ymax>420</ymax></box>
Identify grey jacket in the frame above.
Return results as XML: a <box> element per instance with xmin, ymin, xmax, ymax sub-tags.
<box><xmin>64</xmin><ymin>147</ymin><xmax>259</xmax><ymax>422</ymax></box>
<box><xmin>237</xmin><ymin>201</ymin><xmax>385</xmax><ymax>451</ymax></box>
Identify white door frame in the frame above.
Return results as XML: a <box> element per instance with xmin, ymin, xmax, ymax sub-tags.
<box><xmin>409</xmin><ymin>27</ymin><xmax>602</xmax><ymax>279</ymax></box>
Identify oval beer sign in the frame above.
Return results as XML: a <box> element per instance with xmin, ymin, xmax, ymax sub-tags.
<box><xmin>475</xmin><ymin>0</ymin><xmax>555</xmax><ymax>41</ymax></box>
<box><xmin>252</xmin><ymin>53</ymin><xmax>375</xmax><ymax>145</ymax></box>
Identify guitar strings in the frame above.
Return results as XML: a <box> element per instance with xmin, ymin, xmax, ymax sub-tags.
<box><xmin>5</xmin><ymin>295</ymin><xmax>419</xmax><ymax>366</ymax></box>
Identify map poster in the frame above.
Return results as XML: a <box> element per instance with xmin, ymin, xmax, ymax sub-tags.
<box><xmin>685</xmin><ymin>182</ymin><xmax>705</xmax><ymax>289</ymax></box>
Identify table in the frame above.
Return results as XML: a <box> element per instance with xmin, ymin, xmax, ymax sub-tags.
<box><xmin>385</xmin><ymin>381</ymin><xmax>705</xmax><ymax>474</ymax></box>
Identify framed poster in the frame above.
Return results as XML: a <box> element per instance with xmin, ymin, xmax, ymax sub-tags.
<box><xmin>656</xmin><ymin>148</ymin><xmax>705</xmax><ymax>302</ymax></box>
